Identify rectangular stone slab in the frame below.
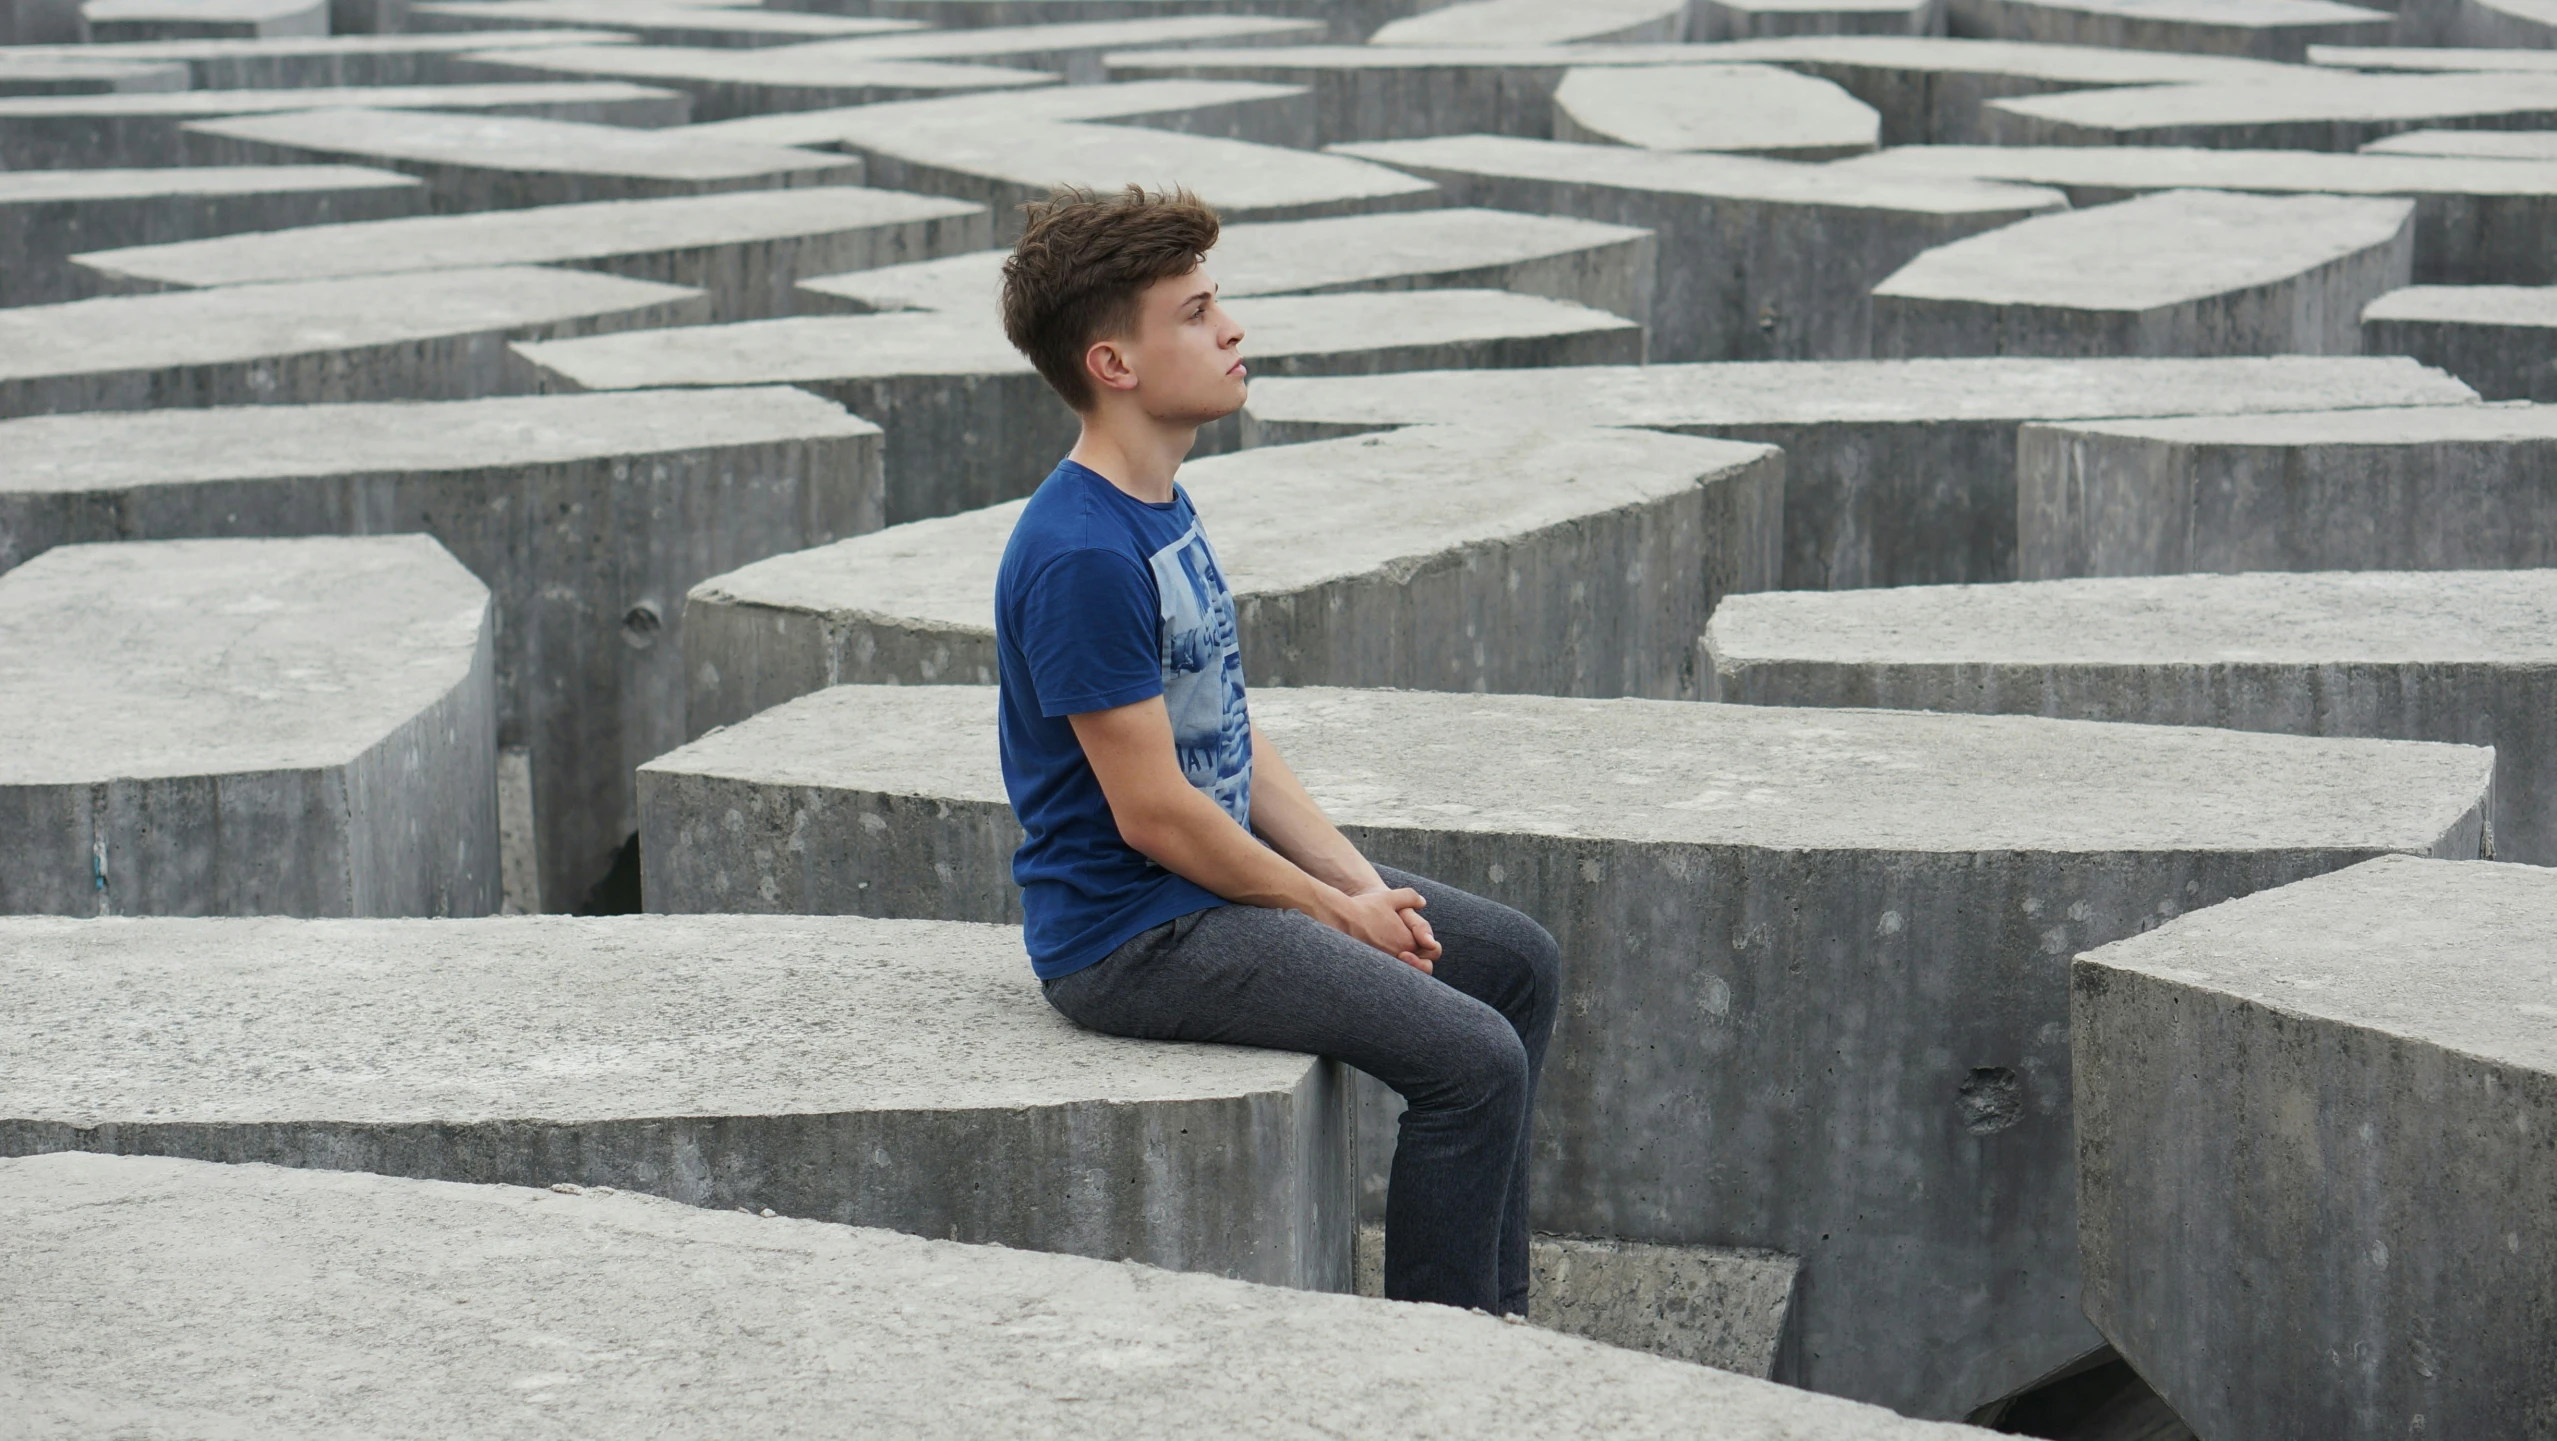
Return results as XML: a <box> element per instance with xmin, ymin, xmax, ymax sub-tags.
<box><xmin>676</xmin><ymin>426</ymin><xmax>1781</xmax><ymax>735</ymax></box>
<box><xmin>0</xmin><ymin>81</ymin><xmax>691</xmax><ymax>168</ymax></box>
<box><xmin>0</xmin><ymin>54</ymin><xmax>189</xmax><ymax>93</ymax></box>
<box><xmin>411</xmin><ymin>0</ymin><xmax>921</xmax><ymax>46</ymax></box>
<box><xmin>2362</xmin><ymin>282</ymin><xmax>2557</xmax><ymax>400</ymax></box>
<box><xmin>2364</xmin><ymin>125</ymin><xmax>2557</xmax><ymax>159</ymax></box>
<box><xmin>2072</xmin><ymin>856</ymin><xmax>2557</xmax><ymax>1441</ymax></box>
<box><xmin>1697</xmin><ymin>0</ymin><xmax>1947</xmax><ymax>40</ymax></box>
<box><xmin>632</xmin><ymin>681</ymin><xmax>2493</xmax><ymax>1419</ymax></box>
<box><xmin>693</xmin><ymin>76</ymin><xmax>1327</xmax><ymax>152</ymax></box>
<box><xmin>2311</xmin><ymin>41</ymin><xmax>2557</xmax><ymax>72</ymax></box>
<box><xmin>84</xmin><ymin>0</ymin><xmax>328</xmax><ymax>40</ymax></box>
<box><xmin>2016</xmin><ymin>403</ymin><xmax>2557</xmax><ymax>577</ymax></box>
<box><xmin>447</xmin><ymin>43</ymin><xmax>1060</xmax><ymax>122</ymax></box>
<box><xmin>0</xmin><ymin>1154</ymin><xmax>1988</xmax><ymax>1441</ymax></box>
<box><xmin>0</xmin><ymin>536</ymin><xmax>495</xmax><ymax>917</ymax></box>
<box><xmin>1704</xmin><ymin>568</ymin><xmax>2557</xmax><ymax>863</ymax></box>
<box><xmin>1552</xmin><ymin>63</ymin><xmax>1884</xmax><ymax>159</ymax></box>
<box><xmin>1943</xmin><ymin>0</ymin><xmax>2391</xmax><ymax>61</ymax></box>
<box><xmin>0</xmin><ymin>386</ymin><xmax>879</xmax><ymax>914</ymax></box>
<box><xmin>0</xmin><ymin>28</ymin><xmax>644</xmax><ymax>88</ymax></box>
<box><xmin>1370</xmin><ymin>0</ymin><xmax>1694</xmax><ymax>44</ymax></box>
<box><xmin>1984</xmin><ymin>71</ymin><xmax>2557</xmax><ymax>149</ymax></box>
<box><xmin>1237</xmin><ymin>356</ymin><xmax>2480</xmax><ymax>589</ymax></box>
<box><xmin>0</xmin><ymin>265</ymin><xmax>707</xmax><ymax>419</ymax></box>
<box><xmin>0</xmin><ymin>914</ymin><xmax>1350</xmax><ymax>1287</ymax></box>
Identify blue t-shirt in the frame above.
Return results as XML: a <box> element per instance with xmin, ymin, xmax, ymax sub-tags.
<box><xmin>994</xmin><ymin>459</ymin><xmax>1252</xmax><ymax>979</ymax></box>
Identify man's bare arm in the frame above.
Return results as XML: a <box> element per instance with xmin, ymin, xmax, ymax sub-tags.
<box><xmin>1248</xmin><ymin>721</ymin><xmax>1440</xmax><ymax>964</ymax></box>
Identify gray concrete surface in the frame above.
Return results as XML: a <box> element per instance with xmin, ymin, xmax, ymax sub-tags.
<box><xmin>2363</xmin><ymin>283</ymin><xmax>2557</xmax><ymax>400</ymax></box>
<box><xmin>1236</xmin><ymin>356</ymin><xmax>2479</xmax><ymax>589</ymax></box>
<box><xmin>1334</xmin><ymin>133</ymin><xmax>2061</xmax><ymax>361</ymax></box>
<box><xmin>2073</xmin><ymin>855</ymin><xmax>2557</xmax><ymax>1441</ymax></box>
<box><xmin>0</xmin><ymin>265</ymin><xmax>706</xmax><ymax>420</ymax></box>
<box><xmin>1985</xmin><ymin>70</ymin><xmax>2557</xmax><ymax>149</ymax></box>
<box><xmin>0</xmin><ymin>53</ymin><xmax>187</xmax><ymax>93</ymax></box>
<box><xmin>179</xmin><ymin>106</ymin><xmax>865</xmax><ymax>212</ymax></box>
<box><xmin>0</xmin><ymin>1154</ymin><xmax>1993</xmax><ymax>1441</ymax></box>
<box><xmin>2016</xmin><ymin>404</ymin><xmax>2557</xmax><ymax>578</ymax></box>
<box><xmin>445</xmin><ymin>42</ymin><xmax>1061</xmax><ymax>122</ymax></box>
<box><xmin>1873</xmin><ymin>188</ymin><xmax>2416</xmax><ymax>357</ymax></box>
<box><xmin>74</xmin><ymin>186</ymin><xmax>991</xmax><ymax>321</ymax></box>
<box><xmin>0</xmin><ymin>0</ymin><xmax>88</xmax><ymax>43</ymax></box>
<box><xmin>0</xmin><ymin>914</ymin><xmax>1352</xmax><ymax>1288</ymax></box>
<box><xmin>411</xmin><ymin>0</ymin><xmax>921</xmax><ymax>45</ymax></box>
<box><xmin>2310</xmin><ymin>40</ymin><xmax>2557</xmax><ymax>70</ymax></box>
<box><xmin>516</xmin><ymin>290</ymin><xmax>1645</xmax><ymax>524</ymax></box>
<box><xmin>674</xmin><ymin>425</ymin><xmax>1779</xmax><ymax>736</ymax></box>
<box><xmin>2366</xmin><ymin>124</ymin><xmax>2557</xmax><ymax>158</ymax></box>
<box><xmin>1553</xmin><ymin>63</ymin><xmax>1882</xmax><ymax>159</ymax></box>
<box><xmin>1945</xmin><ymin>0</ymin><xmax>2392</xmax><ymax>61</ymax></box>
<box><xmin>694</xmin><ymin>76</ymin><xmax>1327</xmax><ymax>151</ymax></box>
<box><xmin>0</xmin><ymin>164</ymin><xmax>423</xmax><ymax>308</ymax></box>
<box><xmin>0</xmin><ymin>28</ymin><xmax>646</xmax><ymax>88</ymax></box>
<box><xmin>758</xmin><ymin>0</ymin><xmax>1450</xmax><ymax>40</ymax></box>
<box><xmin>0</xmin><ymin>386</ymin><xmax>878</xmax><ymax>914</ymax></box>
<box><xmin>1373</xmin><ymin>0</ymin><xmax>1691</xmax><ymax>43</ymax></box>
<box><xmin>627</xmin><ymin>681</ymin><xmax>2493</xmax><ymax>1418</ymax></box>
<box><xmin>0</xmin><ymin>535</ymin><xmax>496</xmax><ymax>917</ymax></box>
<box><xmin>2452</xmin><ymin>0</ymin><xmax>2557</xmax><ymax>44</ymax></box>
<box><xmin>0</xmin><ymin>81</ymin><xmax>690</xmax><ymax>168</ymax></box>
<box><xmin>752</xmin><ymin>14</ymin><xmax>1326</xmax><ymax>80</ymax></box>
<box><xmin>1703</xmin><ymin>568</ymin><xmax>2557</xmax><ymax>863</ymax></box>
<box><xmin>1697</xmin><ymin>0</ymin><xmax>1947</xmax><ymax>39</ymax></box>
<box><xmin>84</xmin><ymin>0</ymin><xmax>328</xmax><ymax>40</ymax></box>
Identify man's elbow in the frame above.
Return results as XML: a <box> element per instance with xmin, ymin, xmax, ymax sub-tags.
<box><xmin>1111</xmin><ymin>803</ymin><xmax>1177</xmax><ymax>863</ymax></box>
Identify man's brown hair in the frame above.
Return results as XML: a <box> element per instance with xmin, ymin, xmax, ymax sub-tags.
<box><xmin>1001</xmin><ymin>184</ymin><xmax>1222</xmax><ymax>413</ymax></box>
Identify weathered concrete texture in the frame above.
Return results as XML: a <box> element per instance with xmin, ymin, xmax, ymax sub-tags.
<box><xmin>1874</xmin><ymin>188</ymin><xmax>2416</xmax><ymax>357</ymax></box>
<box><xmin>759</xmin><ymin>0</ymin><xmax>1452</xmax><ymax>44</ymax></box>
<box><xmin>1335</xmin><ymin>134</ymin><xmax>2060</xmax><ymax>361</ymax></box>
<box><xmin>0</xmin><ymin>914</ymin><xmax>1355</xmax><ymax>1289</ymax></box>
<box><xmin>0</xmin><ymin>386</ymin><xmax>877</xmax><ymax>914</ymax></box>
<box><xmin>1238</xmin><ymin>356</ymin><xmax>2477</xmax><ymax>589</ymax></box>
<box><xmin>1703</xmin><ymin>568</ymin><xmax>2557</xmax><ymax>863</ymax></box>
<box><xmin>2362</xmin><ymin>283</ymin><xmax>2557</xmax><ymax>400</ymax></box>
<box><xmin>2453</xmin><ymin>0</ymin><xmax>2557</xmax><ymax>43</ymax></box>
<box><xmin>517</xmin><ymin>290</ymin><xmax>1643</xmax><ymax>524</ymax></box>
<box><xmin>2365</xmin><ymin>124</ymin><xmax>2557</xmax><ymax>158</ymax></box>
<box><xmin>675</xmin><ymin>425</ymin><xmax>1778</xmax><ymax>739</ymax></box>
<box><xmin>328</xmin><ymin>0</ymin><xmax>403</xmax><ymax>34</ymax></box>
<box><xmin>694</xmin><ymin>76</ymin><xmax>1327</xmax><ymax>151</ymax></box>
<box><xmin>0</xmin><ymin>0</ymin><xmax>89</xmax><ymax>42</ymax></box>
<box><xmin>1985</xmin><ymin>71</ymin><xmax>2557</xmax><ymax>149</ymax></box>
<box><xmin>1372</xmin><ymin>0</ymin><xmax>1691</xmax><ymax>44</ymax></box>
<box><xmin>0</xmin><ymin>536</ymin><xmax>496</xmax><ymax>917</ymax></box>
<box><xmin>0</xmin><ymin>81</ymin><xmax>691</xmax><ymax>168</ymax></box>
<box><xmin>2017</xmin><ymin>404</ymin><xmax>2557</xmax><ymax>579</ymax></box>
<box><xmin>2072</xmin><ymin>856</ymin><xmax>2557</xmax><ymax>1441</ymax></box>
<box><xmin>0</xmin><ymin>53</ymin><xmax>188</xmax><ymax>93</ymax></box>
<box><xmin>2311</xmin><ymin>40</ymin><xmax>2557</xmax><ymax>71</ymax></box>
<box><xmin>769</xmin><ymin>14</ymin><xmax>1327</xmax><ymax>80</ymax></box>
<box><xmin>1554</xmin><ymin>63</ymin><xmax>1882</xmax><ymax>159</ymax></box>
<box><xmin>180</xmin><ymin>106</ymin><xmax>865</xmax><ymax>212</ymax></box>
<box><xmin>446</xmin><ymin>43</ymin><xmax>1060</xmax><ymax>122</ymax></box>
<box><xmin>0</xmin><ymin>1156</ymin><xmax>1992</xmax><ymax>1441</ymax></box>
<box><xmin>1352</xmin><ymin>1223</ymin><xmax>1804</xmax><ymax>1378</ymax></box>
<box><xmin>0</xmin><ymin>165</ymin><xmax>422</xmax><ymax>308</ymax></box>
<box><xmin>0</xmin><ymin>28</ymin><xmax>645</xmax><ymax>89</ymax></box>
<box><xmin>1697</xmin><ymin>0</ymin><xmax>1947</xmax><ymax>39</ymax></box>
<box><xmin>84</xmin><ymin>0</ymin><xmax>328</xmax><ymax>41</ymax></box>
<box><xmin>627</xmin><ymin>681</ymin><xmax>2493</xmax><ymax>1418</ymax></box>
<box><xmin>0</xmin><ymin>266</ymin><xmax>705</xmax><ymax>420</ymax></box>
<box><xmin>75</xmin><ymin>186</ymin><xmax>990</xmax><ymax>321</ymax></box>
<box><xmin>411</xmin><ymin>0</ymin><xmax>922</xmax><ymax>45</ymax></box>
<box><xmin>1945</xmin><ymin>0</ymin><xmax>2392</xmax><ymax>61</ymax></box>
<box><xmin>1837</xmin><ymin>143</ymin><xmax>2557</xmax><ymax>284</ymax></box>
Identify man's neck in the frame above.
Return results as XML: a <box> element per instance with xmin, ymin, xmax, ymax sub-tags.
<box><xmin>1066</xmin><ymin>405</ymin><xmax>1195</xmax><ymax>506</ymax></box>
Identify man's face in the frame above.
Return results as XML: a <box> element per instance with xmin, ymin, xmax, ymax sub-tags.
<box><xmin>1102</xmin><ymin>260</ymin><xmax>1248</xmax><ymax>424</ymax></box>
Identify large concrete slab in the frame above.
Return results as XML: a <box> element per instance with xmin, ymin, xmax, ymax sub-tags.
<box><xmin>1696</xmin><ymin>0</ymin><xmax>1947</xmax><ymax>38</ymax></box>
<box><xmin>2365</xmin><ymin>124</ymin><xmax>2557</xmax><ymax>158</ymax></box>
<box><xmin>1553</xmin><ymin>63</ymin><xmax>1882</xmax><ymax>159</ymax></box>
<box><xmin>1945</xmin><ymin>0</ymin><xmax>2392</xmax><ymax>61</ymax></box>
<box><xmin>2017</xmin><ymin>403</ymin><xmax>2557</xmax><ymax>578</ymax></box>
<box><xmin>2453</xmin><ymin>0</ymin><xmax>2557</xmax><ymax>44</ymax></box>
<box><xmin>0</xmin><ymin>28</ymin><xmax>645</xmax><ymax>88</ymax></box>
<box><xmin>0</xmin><ymin>1154</ymin><xmax>1992</xmax><ymax>1441</ymax></box>
<box><xmin>1334</xmin><ymin>134</ymin><xmax>2061</xmax><ymax>361</ymax></box>
<box><xmin>676</xmin><ymin>426</ymin><xmax>1780</xmax><ymax>736</ymax></box>
<box><xmin>517</xmin><ymin>290</ymin><xmax>1643</xmax><ymax>524</ymax></box>
<box><xmin>1371</xmin><ymin>0</ymin><xmax>1691</xmax><ymax>43</ymax></box>
<box><xmin>0</xmin><ymin>386</ymin><xmax>877</xmax><ymax>913</ymax></box>
<box><xmin>693</xmin><ymin>75</ymin><xmax>1326</xmax><ymax>149</ymax></box>
<box><xmin>0</xmin><ymin>53</ymin><xmax>188</xmax><ymax>93</ymax></box>
<box><xmin>411</xmin><ymin>0</ymin><xmax>921</xmax><ymax>45</ymax></box>
<box><xmin>0</xmin><ymin>914</ymin><xmax>1353</xmax><ymax>1287</ymax></box>
<box><xmin>0</xmin><ymin>0</ymin><xmax>89</xmax><ymax>42</ymax></box>
<box><xmin>1985</xmin><ymin>71</ymin><xmax>2557</xmax><ymax>149</ymax></box>
<box><xmin>75</xmin><ymin>186</ymin><xmax>991</xmax><ymax>321</ymax></box>
<box><xmin>0</xmin><ymin>164</ymin><xmax>422</xmax><ymax>308</ymax></box>
<box><xmin>0</xmin><ymin>536</ymin><xmax>496</xmax><ymax>917</ymax></box>
<box><xmin>2311</xmin><ymin>40</ymin><xmax>2557</xmax><ymax>70</ymax></box>
<box><xmin>0</xmin><ymin>265</ymin><xmax>705</xmax><ymax>419</ymax></box>
<box><xmin>1237</xmin><ymin>356</ymin><xmax>2478</xmax><ymax>589</ymax></box>
<box><xmin>761</xmin><ymin>14</ymin><xmax>1327</xmax><ymax>80</ymax></box>
<box><xmin>2362</xmin><ymin>283</ymin><xmax>2557</xmax><ymax>400</ymax></box>
<box><xmin>758</xmin><ymin>0</ymin><xmax>1446</xmax><ymax>43</ymax></box>
<box><xmin>1873</xmin><ymin>188</ymin><xmax>2416</xmax><ymax>357</ymax></box>
<box><xmin>633</xmin><ymin>680</ymin><xmax>2493</xmax><ymax>1418</ymax></box>
<box><xmin>2073</xmin><ymin>855</ymin><xmax>2557</xmax><ymax>1441</ymax></box>
<box><xmin>179</xmin><ymin>106</ymin><xmax>865</xmax><ymax>211</ymax></box>
<box><xmin>83</xmin><ymin>0</ymin><xmax>328</xmax><ymax>41</ymax></box>
<box><xmin>1704</xmin><ymin>568</ymin><xmax>2557</xmax><ymax>863</ymax></box>
<box><xmin>446</xmin><ymin>42</ymin><xmax>1060</xmax><ymax>121</ymax></box>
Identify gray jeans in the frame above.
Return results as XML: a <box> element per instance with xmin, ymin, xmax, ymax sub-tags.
<box><xmin>1042</xmin><ymin>866</ymin><xmax>1559</xmax><ymax>1314</ymax></box>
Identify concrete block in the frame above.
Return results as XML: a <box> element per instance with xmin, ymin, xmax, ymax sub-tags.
<box><xmin>0</xmin><ymin>1154</ymin><xmax>1997</xmax><ymax>1441</ymax></box>
<box><xmin>0</xmin><ymin>81</ymin><xmax>688</xmax><ymax>168</ymax></box>
<box><xmin>756</xmin><ymin>0</ymin><xmax>1445</xmax><ymax>44</ymax></box>
<box><xmin>1945</xmin><ymin>0</ymin><xmax>2393</xmax><ymax>61</ymax></box>
<box><xmin>0</xmin><ymin>55</ymin><xmax>189</xmax><ymax>93</ymax></box>
<box><xmin>0</xmin><ymin>386</ymin><xmax>877</xmax><ymax>911</ymax></box>
<box><xmin>1553</xmin><ymin>63</ymin><xmax>1882</xmax><ymax>159</ymax></box>
<box><xmin>1335</xmin><ymin>133</ymin><xmax>2060</xmax><ymax>361</ymax></box>
<box><xmin>0</xmin><ymin>0</ymin><xmax>89</xmax><ymax>42</ymax></box>
<box><xmin>516</xmin><ymin>290</ymin><xmax>1643</xmax><ymax>525</ymax></box>
<box><xmin>2363</xmin><ymin>283</ymin><xmax>2557</xmax><ymax>400</ymax></box>
<box><xmin>1371</xmin><ymin>0</ymin><xmax>1692</xmax><ymax>44</ymax></box>
<box><xmin>83</xmin><ymin>0</ymin><xmax>328</xmax><ymax>41</ymax></box>
<box><xmin>1240</xmin><ymin>355</ymin><xmax>2477</xmax><ymax>589</ymax></box>
<box><xmin>675</xmin><ymin>425</ymin><xmax>1779</xmax><ymax>736</ymax></box>
<box><xmin>0</xmin><ymin>913</ymin><xmax>1354</xmax><ymax>1288</ymax></box>
<box><xmin>446</xmin><ymin>43</ymin><xmax>1059</xmax><ymax>122</ymax></box>
<box><xmin>1874</xmin><ymin>188</ymin><xmax>2416</xmax><ymax>357</ymax></box>
<box><xmin>1985</xmin><ymin>71</ymin><xmax>2557</xmax><ymax>149</ymax></box>
<box><xmin>693</xmin><ymin>76</ymin><xmax>1328</xmax><ymax>150</ymax></box>
<box><xmin>410</xmin><ymin>0</ymin><xmax>922</xmax><ymax>46</ymax></box>
<box><xmin>1705</xmin><ymin>567</ymin><xmax>2557</xmax><ymax>863</ymax></box>
<box><xmin>2311</xmin><ymin>40</ymin><xmax>2557</xmax><ymax>70</ymax></box>
<box><xmin>1836</xmin><ymin>143</ymin><xmax>2557</xmax><ymax>284</ymax></box>
<box><xmin>179</xmin><ymin>106</ymin><xmax>864</xmax><ymax>212</ymax></box>
<box><xmin>0</xmin><ymin>28</ymin><xmax>643</xmax><ymax>88</ymax></box>
<box><xmin>2365</xmin><ymin>124</ymin><xmax>2557</xmax><ymax>158</ymax></box>
<box><xmin>0</xmin><ymin>265</ymin><xmax>706</xmax><ymax>420</ymax></box>
<box><xmin>2016</xmin><ymin>403</ymin><xmax>2557</xmax><ymax>578</ymax></box>
<box><xmin>328</xmin><ymin>0</ymin><xmax>401</xmax><ymax>32</ymax></box>
<box><xmin>2452</xmin><ymin>0</ymin><xmax>2557</xmax><ymax>44</ymax></box>
<box><xmin>0</xmin><ymin>164</ymin><xmax>423</xmax><ymax>308</ymax></box>
<box><xmin>75</xmin><ymin>186</ymin><xmax>990</xmax><ymax>321</ymax></box>
<box><xmin>629</xmin><ymin>680</ymin><xmax>2493</xmax><ymax>1418</ymax></box>
<box><xmin>2073</xmin><ymin>855</ymin><xmax>2557</xmax><ymax>1441</ymax></box>
<box><xmin>766</xmin><ymin>14</ymin><xmax>1328</xmax><ymax>82</ymax></box>
<box><xmin>0</xmin><ymin>535</ymin><xmax>496</xmax><ymax>917</ymax></box>
<box><xmin>1697</xmin><ymin>0</ymin><xmax>1947</xmax><ymax>37</ymax></box>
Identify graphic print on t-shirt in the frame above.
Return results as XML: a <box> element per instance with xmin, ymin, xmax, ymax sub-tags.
<box><xmin>1148</xmin><ymin>521</ymin><xmax>1252</xmax><ymax>827</ymax></box>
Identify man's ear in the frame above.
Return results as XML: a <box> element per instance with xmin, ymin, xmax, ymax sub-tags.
<box><xmin>1083</xmin><ymin>337</ymin><xmax>1138</xmax><ymax>398</ymax></box>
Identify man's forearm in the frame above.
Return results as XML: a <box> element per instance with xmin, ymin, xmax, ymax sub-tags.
<box><xmin>1247</xmin><ymin>726</ymin><xmax>1386</xmax><ymax>895</ymax></box>
<box><xmin>1125</xmin><ymin>779</ymin><xmax>1342</xmax><ymax>915</ymax></box>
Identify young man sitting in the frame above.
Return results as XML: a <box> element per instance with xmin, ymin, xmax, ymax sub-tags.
<box><xmin>993</xmin><ymin>185</ymin><xmax>1561</xmax><ymax>1317</ymax></box>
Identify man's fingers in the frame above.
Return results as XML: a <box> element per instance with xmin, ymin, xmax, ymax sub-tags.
<box><xmin>1401</xmin><ymin>908</ymin><xmax>1444</xmax><ymax>962</ymax></box>
<box><xmin>1399</xmin><ymin>950</ymin><xmax>1434</xmax><ymax>975</ymax></box>
<box><xmin>1392</xmin><ymin>887</ymin><xmax>1426</xmax><ymax>910</ymax></box>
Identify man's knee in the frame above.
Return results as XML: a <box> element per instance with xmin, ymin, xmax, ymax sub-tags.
<box><xmin>1410</xmin><ymin>1009</ymin><xmax>1531</xmax><ymax>1116</ymax></box>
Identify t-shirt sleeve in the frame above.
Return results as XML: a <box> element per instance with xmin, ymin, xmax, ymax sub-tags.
<box><xmin>1015</xmin><ymin>546</ymin><xmax>1163</xmax><ymax>718</ymax></box>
